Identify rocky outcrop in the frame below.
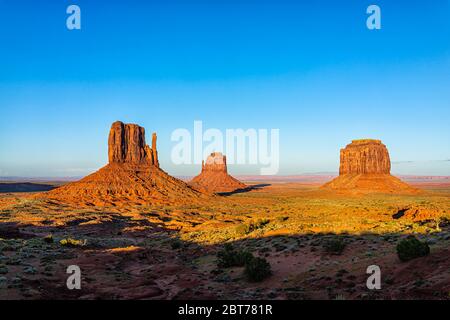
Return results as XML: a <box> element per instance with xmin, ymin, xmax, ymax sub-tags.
<box><xmin>201</xmin><ymin>152</ymin><xmax>227</xmax><ymax>173</ymax></box>
<box><xmin>322</xmin><ymin>139</ymin><xmax>418</xmax><ymax>194</ymax></box>
<box><xmin>44</xmin><ymin>121</ymin><xmax>204</xmax><ymax>206</ymax></box>
<box><xmin>108</xmin><ymin>121</ymin><xmax>158</xmax><ymax>166</ymax></box>
<box><xmin>190</xmin><ymin>152</ymin><xmax>246</xmax><ymax>193</ymax></box>
<box><xmin>339</xmin><ymin>139</ymin><xmax>390</xmax><ymax>175</ymax></box>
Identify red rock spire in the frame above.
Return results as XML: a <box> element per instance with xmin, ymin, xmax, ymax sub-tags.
<box><xmin>108</xmin><ymin>121</ymin><xmax>159</xmax><ymax>167</ymax></box>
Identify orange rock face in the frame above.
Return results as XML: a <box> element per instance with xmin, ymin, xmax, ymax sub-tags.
<box><xmin>339</xmin><ymin>139</ymin><xmax>390</xmax><ymax>175</ymax></box>
<box><xmin>189</xmin><ymin>152</ymin><xmax>246</xmax><ymax>193</ymax></box>
<box><xmin>108</xmin><ymin>121</ymin><xmax>159</xmax><ymax>166</ymax></box>
<box><xmin>202</xmin><ymin>152</ymin><xmax>228</xmax><ymax>173</ymax></box>
<box><xmin>43</xmin><ymin>121</ymin><xmax>204</xmax><ymax>206</ymax></box>
<box><xmin>322</xmin><ymin>139</ymin><xmax>418</xmax><ymax>194</ymax></box>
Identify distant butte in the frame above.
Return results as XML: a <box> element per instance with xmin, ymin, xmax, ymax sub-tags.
<box><xmin>43</xmin><ymin>121</ymin><xmax>205</xmax><ymax>206</ymax></box>
<box><xmin>322</xmin><ymin>139</ymin><xmax>419</xmax><ymax>194</ymax></box>
<box><xmin>189</xmin><ymin>152</ymin><xmax>247</xmax><ymax>193</ymax></box>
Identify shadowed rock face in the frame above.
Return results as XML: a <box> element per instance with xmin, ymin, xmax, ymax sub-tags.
<box><xmin>108</xmin><ymin>121</ymin><xmax>159</xmax><ymax>167</ymax></box>
<box><xmin>339</xmin><ymin>139</ymin><xmax>390</xmax><ymax>175</ymax></box>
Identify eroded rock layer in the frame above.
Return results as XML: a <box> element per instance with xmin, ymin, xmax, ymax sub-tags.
<box><xmin>108</xmin><ymin>121</ymin><xmax>159</xmax><ymax>166</ymax></box>
<box><xmin>339</xmin><ymin>139</ymin><xmax>390</xmax><ymax>175</ymax></box>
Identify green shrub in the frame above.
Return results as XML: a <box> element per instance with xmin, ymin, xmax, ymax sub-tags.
<box><xmin>254</xmin><ymin>218</ymin><xmax>270</xmax><ymax>228</ymax></box>
<box><xmin>170</xmin><ymin>240</ymin><xmax>182</xmax><ymax>250</ymax></box>
<box><xmin>244</xmin><ymin>257</ymin><xmax>272</xmax><ymax>282</ymax></box>
<box><xmin>44</xmin><ymin>234</ymin><xmax>53</xmax><ymax>243</ymax></box>
<box><xmin>235</xmin><ymin>224</ymin><xmax>252</xmax><ymax>236</ymax></box>
<box><xmin>60</xmin><ymin>238</ymin><xmax>86</xmax><ymax>247</ymax></box>
<box><xmin>235</xmin><ymin>219</ymin><xmax>270</xmax><ymax>236</ymax></box>
<box><xmin>276</xmin><ymin>216</ymin><xmax>289</xmax><ymax>223</ymax></box>
<box><xmin>0</xmin><ymin>265</ymin><xmax>8</xmax><ymax>274</ymax></box>
<box><xmin>223</xmin><ymin>243</ymin><xmax>233</xmax><ymax>251</ymax></box>
<box><xmin>217</xmin><ymin>244</ymin><xmax>253</xmax><ymax>268</ymax></box>
<box><xmin>217</xmin><ymin>244</ymin><xmax>272</xmax><ymax>282</ymax></box>
<box><xmin>396</xmin><ymin>236</ymin><xmax>430</xmax><ymax>262</ymax></box>
<box><xmin>323</xmin><ymin>238</ymin><xmax>346</xmax><ymax>255</ymax></box>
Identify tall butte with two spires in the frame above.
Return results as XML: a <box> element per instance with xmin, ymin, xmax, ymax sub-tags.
<box><xmin>321</xmin><ymin>139</ymin><xmax>418</xmax><ymax>194</ymax></box>
<box><xmin>189</xmin><ymin>152</ymin><xmax>247</xmax><ymax>193</ymax></box>
<box><xmin>45</xmin><ymin>121</ymin><xmax>204</xmax><ymax>206</ymax></box>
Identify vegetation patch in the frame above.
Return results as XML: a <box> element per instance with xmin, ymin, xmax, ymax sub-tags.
<box><xmin>216</xmin><ymin>244</ymin><xmax>272</xmax><ymax>282</ymax></box>
<box><xmin>44</xmin><ymin>234</ymin><xmax>54</xmax><ymax>243</ymax></box>
<box><xmin>170</xmin><ymin>239</ymin><xmax>182</xmax><ymax>250</ymax></box>
<box><xmin>217</xmin><ymin>243</ymin><xmax>253</xmax><ymax>268</ymax></box>
<box><xmin>59</xmin><ymin>238</ymin><xmax>86</xmax><ymax>248</ymax></box>
<box><xmin>396</xmin><ymin>236</ymin><xmax>430</xmax><ymax>262</ymax></box>
<box><xmin>323</xmin><ymin>238</ymin><xmax>346</xmax><ymax>255</ymax></box>
<box><xmin>244</xmin><ymin>257</ymin><xmax>272</xmax><ymax>282</ymax></box>
<box><xmin>235</xmin><ymin>219</ymin><xmax>270</xmax><ymax>236</ymax></box>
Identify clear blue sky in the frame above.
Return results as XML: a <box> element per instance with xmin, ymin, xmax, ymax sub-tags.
<box><xmin>0</xmin><ymin>0</ymin><xmax>449</xmax><ymax>177</ymax></box>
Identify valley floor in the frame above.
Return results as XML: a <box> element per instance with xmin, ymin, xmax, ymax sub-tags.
<box><xmin>0</xmin><ymin>182</ymin><xmax>449</xmax><ymax>300</ymax></box>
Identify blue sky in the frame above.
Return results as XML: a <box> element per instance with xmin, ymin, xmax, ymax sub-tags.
<box><xmin>0</xmin><ymin>0</ymin><xmax>449</xmax><ymax>177</ymax></box>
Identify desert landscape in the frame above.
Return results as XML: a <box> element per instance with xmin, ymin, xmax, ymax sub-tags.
<box><xmin>1</xmin><ymin>1</ymin><xmax>449</xmax><ymax>306</ymax></box>
<box><xmin>0</xmin><ymin>122</ymin><xmax>449</xmax><ymax>300</ymax></box>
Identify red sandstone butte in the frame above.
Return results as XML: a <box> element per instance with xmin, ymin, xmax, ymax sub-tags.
<box><xmin>108</xmin><ymin>121</ymin><xmax>159</xmax><ymax>166</ymax></box>
<box><xmin>189</xmin><ymin>152</ymin><xmax>247</xmax><ymax>193</ymax></box>
<box><xmin>322</xmin><ymin>139</ymin><xmax>418</xmax><ymax>194</ymax></box>
<box><xmin>44</xmin><ymin>121</ymin><xmax>204</xmax><ymax>206</ymax></box>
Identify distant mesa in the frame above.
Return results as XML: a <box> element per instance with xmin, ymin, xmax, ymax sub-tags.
<box><xmin>322</xmin><ymin>139</ymin><xmax>419</xmax><ymax>194</ymax></box>
<box><xmin>43</xmin><ymin>121</ymin><xmax>204</xmax><ymax>206</ymax></box>
<box><xmin>189</xmin><ymin>152</ymin><xmax>247</xmax><ymax>193</ymax></box>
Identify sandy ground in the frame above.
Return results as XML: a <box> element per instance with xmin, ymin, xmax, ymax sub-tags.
<box><xmin>0</xmin><ymin>181</ymin><xmax>449</xmax><ymax>300</ymax></box>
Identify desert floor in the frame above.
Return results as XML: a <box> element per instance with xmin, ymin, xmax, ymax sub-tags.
<box><xmin>0</xmin><ymin>181</ymin><xmax>449</xmax><ymax>300</ymax></box>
